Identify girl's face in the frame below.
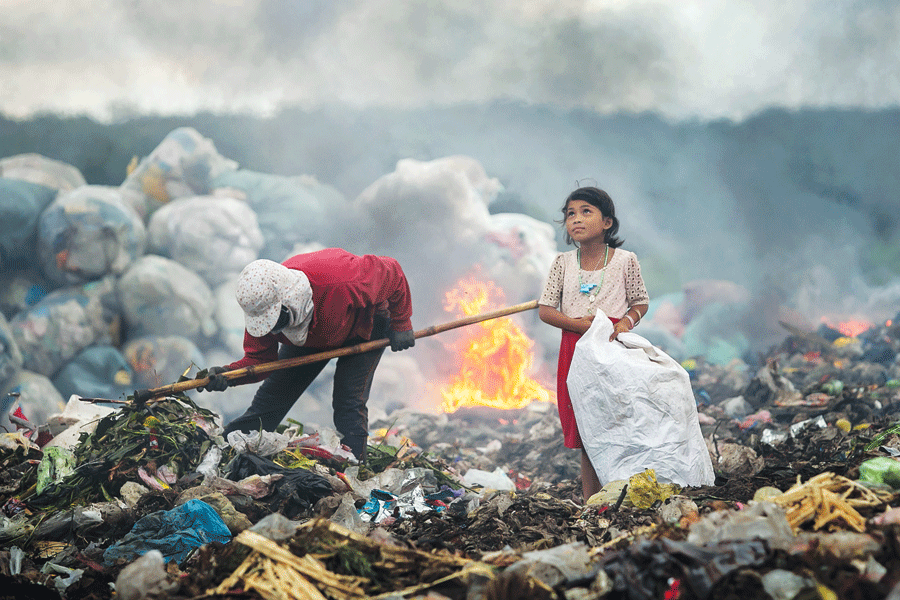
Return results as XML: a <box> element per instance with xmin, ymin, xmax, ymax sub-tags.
<box><xmin>565</xmin><ymin>199</ymin><xmax>612</xmax><ymax>244</ymax></box>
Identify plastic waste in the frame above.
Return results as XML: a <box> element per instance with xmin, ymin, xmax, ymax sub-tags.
<box><xmin>462</xmin><ymin>467</ymin><xmax>515</xmax><ymax>491</ymax></box>
<box><xmin>761</xmin><ymin>569</ymin><xmax>816</xmax><ymax>600</ymax></box>
<box><xmin>9</xmin><ymin>276</ymin><xmax>119</xmax><ymax>377</ymax></box>
<box><xmin>212</xmin><ymin>170</ymin><xmax>338</xmax><ymax>261</ymax></box>
<box><xmin>600</xmin><ymin>537</ymin><xmax>770</xmax><ymax>600</ymax></box>
<box><xmin>504</xmin><ymin>542</ymin><xmax>600</xmax><ymax>588</ymax></box>
<box><xmin>626</xmin><ymin>469</ymin><xmax>679</xmax><ymax>510</ymax></box>
<box><xmin>102</xmin><ymin>499</ymin><xmax>231</xmax><ymax>566</ymax></box>
<box><xmin>567</xmin><ymin>314</ymin><xmax>715</xmax><ymax>487</ymax></box>
<box><xmin>148</xmin><ymin>195</ymin><xmax>264</xmax><ymax>287</ymax></box>
<box><xmin>122</xmin><ymin>335</ymin><xmax>205</xmax><ymax>391</ymax></box>
<box><xmin>0</xmin><ymin>178</ymin><xmax>59</xmax><ymax>268</ymax></box>
<box><xmin>249</xmin><ymin>512</ymin><xmax>304</xmax><ymax>541</ymax></box>
<box><xmin>36</xmin><ymin>447</ymin><xmax>76</xmax><ymax>494</ymax></box>
<box><xmin>0</xmin><ymin>153</ymin><xmax>86</xmax><ymax>191</ymax></box>
<box><xmin>117</xmin><ymin>255</ymin><xmax>216</xmax><ymax>341</ymax></box>
<box><xmin>858</xmin><ymin>457</ymin><xmax>900</xmax><ymax>490</ymax></box>
<box><xmin>37</xmin><ymin>185</ymin><xmax>147</xmax><ymax>286</ymax></box>
<box><xmin>0</xmin><ymin>312</ymin><xmax>24</xmax><ymax>390</ymax></box>
<box><xmin>226</xmin><ymin>430</ymin><xmax>290</xmax><ymax>457</ymax></box>
<box><xmin>120</xmin><ymin>127</ymin><xmax>238</xmax><ymax>220</ymax></box>
<box><xmin>42</xmin><ymin>396</ymin><xmax>117</xmax><ymax>451</ymax></box>
<box><xmin>41</xmin><ymin>562</ymin><xmax>84</xmax><ymax>594</ymax></box>
<box><xmin>114</xmin><ymin>550</ymin><xmax>180</xmax><ymax>600</ymax></box>
<box><xmin>752</xmin><ymin>486</ymin><xmax>783</xmax><ymax>502</ymax></box>
<box><xmin>227</xmin><ymin>453</ymin><xmax>334</xmax><ymax>519</ymax></box>
<box><xmin>708</xmin><ymin>441</ymin><xmax>765</xmax><ymax>478</ymax></box>
<box><xmin>1</xmin><ymin>370</ymin><xmax>66</xmax><ymax>432</ymax></box>
<box><xmin>0</xmin><ymin>269</ymin><xmax>50</xmax><ymax>321</ymax></box>
<box><xmin>52</xmin><ymin>345</ymin><xmax>134</xmax><ymax>402</ymax></box>
<box><xmin>586</xmin><ymin>479</ymin><xmax>630</xmax><ymax>508</ymax></box>
<box><xmin>330</xmin><ymin>493</ymin><xmax>369</xmax><ymax>534</ymax></box>
<box><xmin>687</xmin><ymin>501</ymin><xmax>795</xmax><ymax>550</ymax></box>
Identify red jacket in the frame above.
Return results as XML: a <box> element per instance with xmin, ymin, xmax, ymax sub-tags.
<box><xmin>225</xmin><ymin>248</ymin><xmax>413</xmax><ymax>380</ymax></box>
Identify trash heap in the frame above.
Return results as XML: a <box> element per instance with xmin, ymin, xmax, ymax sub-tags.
<box><xmin>1</xmin><ymin>308</ymin><xmax>900</xmax><ymax>600</ymax></box>
<box><xmin>3</xmin><ymin>129</ymin><xmax>900</xmax><ymax>599</ymax></box>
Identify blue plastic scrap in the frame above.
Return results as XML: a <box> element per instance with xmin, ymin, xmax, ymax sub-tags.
<box><xmin>102</xmin><ymin>499</ymin><xmax>231</xmax><ymax>566</ymax></box>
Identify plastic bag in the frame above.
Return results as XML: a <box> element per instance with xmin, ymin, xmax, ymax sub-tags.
<box><xmin>0</xmin><ymin>269</ymin><xmax>50</xmax><ymax>321</ymax></box>
<box><xmin>0</xmin><ymin>312</ymin><xmax>23</xmax><ymax>390</ymax></box>
<box><xmin>122</xmin><ymin>335</ymin><xmax>205</xmax><ymax>390</ymax></box>
<box><xmin>1</xmin><ymin>370</ymin><xmax>66</xmax><ymax>430</ymax></box>
<box><xmin>858</xmin><ymin>457</ymin><xmax>900</xmax><ymax>490</ymax></box>
<box><xmin>37</xmin><ymin>185</ymin><xmax>147</xmax><ymax>285</ymax></box>
<box><xmin>52</xmin><ymin>345</ymin><xmax>134</xmax><ymax>402</ymax></box>
<box><xmin>0</xmin><ymin>153</ymin><xmax>86</xmax><ymax>191</ymax></box>
<box><xmin>212</xmin><ymin>170</ymin><xmax>337</xmax><ymax>261</ymax></box>
<box><xmin>120</xmin><ymin>127</ymin><xmax>238</xmax><ymax>220</ymax></box>
<box><xmin>114</xmin><ymin>550</ymin><xmax>179</xmax><ymax>600</ymax></box>
<box><xmin>117</xmin><ymin>255</ymin><xmax>216</xmax><ymax>341</ymax></box>
<box><xmin>102</xmin><ymin>499</ymin><xmax>231</xmax><ymax>566</ymax></box>
<box><xmin>9</xmin><ymin>276</ymin><xmax>119</xmax><ymax>377</ymax></box>
<box><xmin>148</xmin><ymin>195</ymin><xmax>263</xmax><ymax>287</ymax></box>
<box><xmin>0</xmin><ymin>178</ymin><xmax>59</xmax><ymax>267</ymax></box>
<box><xmin>566</xmin><ymin>313</ymin><xmax>715</xmax><ymax>487</ymax></box>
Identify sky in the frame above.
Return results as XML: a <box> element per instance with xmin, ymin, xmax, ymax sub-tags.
<box><xmin>2</xmin><ymin>0</ymin><xmax>899</xmax><ymax>122</ymax></box>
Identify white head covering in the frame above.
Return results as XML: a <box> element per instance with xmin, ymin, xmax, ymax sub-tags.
<box><xmin>235</xmin><ymin>259</ymin><xmax>314</xmax><ymax>344</ymax></box>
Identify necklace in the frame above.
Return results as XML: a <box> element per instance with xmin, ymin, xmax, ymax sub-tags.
<box><xmin>578</xmin><ymin>245</ymin><xmax>609</xmax><ymax>306</ymax></box>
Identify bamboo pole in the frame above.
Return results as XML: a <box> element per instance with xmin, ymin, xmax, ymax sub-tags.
<box><xmin>132</xmin><ymin>299</ymin><xmax>540</xmax><ymax>404</ymax></box>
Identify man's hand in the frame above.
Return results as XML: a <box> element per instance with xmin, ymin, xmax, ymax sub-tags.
<box><xmin>389</xmin><ymin>329</ymin><xmax>415</xmax><ymax>352</ymax></box>
<box><xmin>200</xmin><ymin>366</ymin><xmax>229</xmax><ymax>392</ymax></box>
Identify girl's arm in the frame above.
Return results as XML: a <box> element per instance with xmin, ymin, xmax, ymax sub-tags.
<box><xmin>539</xmin><ymin>304</ymin><xmax>594</xmax><ymax>335</ymax></box>
<box><xmin>609</xmin><ymin>303</ymin><xmax>649</xmax><ymax>341</ymax></box>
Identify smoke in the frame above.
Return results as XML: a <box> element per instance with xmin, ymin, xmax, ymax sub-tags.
<box><xmin>2</xmin><ymin>1</ymin><xmax>899</xmax><ymax>120</ymax></box>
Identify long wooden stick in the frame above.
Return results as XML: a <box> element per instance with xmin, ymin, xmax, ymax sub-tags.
<box><xmin>132</xmin><ymin>299</ymin><xmax>540</xmax><ymax>403</ymax></box>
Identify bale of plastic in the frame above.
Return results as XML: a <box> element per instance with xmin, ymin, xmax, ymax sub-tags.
<box><xmin>147</xmin><ymin>195</ymin><xmax>263</xmax><ymax>287</ymax></box>
<box><xmin>52</xmin><ymin>345</ymin><xmax>134</xmax><ymax>402</ymax></box>
<box><xmin>0</xmin><ymin>178</ymin><xmax>60</xmax><ymax>268</ymax></box>
<box><xmin>0</xmin><ymin>269</ymin><xmax>50</xmax><ymax>321</ymax></box>
<box><xmin>120</xmin><ymin>127</ymin><xmax>239</xmax><ymax>221</ymax></box>
<box><xmin>9</xmin><ymin>276</ymin><xmax>120</xmax><ymax>377</ymax></box>
<box><xmin>118</xmin><ymin>255</ymin><xmax>216</xmax><ymax>341</ymax></box>
<box><xmin>213</xmin><ymin>279</ymin><xmax>245</xmax><ymax>355</ymax></box>
<box><xmin>122</xmin><ymin>335</ymin><xmax>205</xmax><ymax>390</ymax></box>
<box><xmin>0</xmin><ymin>153</ymin><xmax>86</xmax><ymax>191</ymax></box>
<box><xmin>1</xmin><ymin>370</ymin><xmax>67</xmax><ymax>430</ymax></box>
<box><xmin>212</xmin><ymin>170</ymin><xmax>337</xmax><ymax>261</ymax></box>
<box><xmin>0</xmin><ymin>313</ymin><xmax>23</xmax><ymax>391</ymax></box>
<box><xmin>481</xmin><ymin>212</ymin><xmax>558</xmax><ymax>304</ymax></box>
<box><xmin>681</xmin><ymin>301</ymin><xmax>751</xmax><ymax>365</ymax></box>
<box><xmin>37</xmin><ymin>185</ymin><xmax>147</xmax><ymax>286</ymax></box>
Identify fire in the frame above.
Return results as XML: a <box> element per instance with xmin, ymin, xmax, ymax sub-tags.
<box><xmin>440</xmin><ymin>276</ymin><xmax>554</xmax><ymax>413</ymax></box>
<box><xmin>821</xmin><ymin>317</ymin><xmax>873</xmax><ymax>338</ymax></box>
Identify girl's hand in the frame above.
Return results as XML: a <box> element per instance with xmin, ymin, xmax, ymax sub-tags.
<box><xmin>574</xmin><ymin>315</ymin><xmax>594</xmax><ymax>335</ymax></box>
<box><xmin>609</xmin><ymin>319</ymin><xmax>631</xmax><ymax>341</ymax></box>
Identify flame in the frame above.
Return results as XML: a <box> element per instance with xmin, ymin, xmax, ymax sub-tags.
<box><xmin>821</xmin><ymin>316</ymin><xmax>873</xmax><ymax>338</ymax></box>
<box><xmin>440</xmin><ymin>276</ymin><xmax>554</xmax><ymax>413</ymax></box>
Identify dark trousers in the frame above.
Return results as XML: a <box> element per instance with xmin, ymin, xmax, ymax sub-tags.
<box><xmin>224</xmin><ymin>318</ymin><xmax>387</xmax><ymax>460</ymax></box>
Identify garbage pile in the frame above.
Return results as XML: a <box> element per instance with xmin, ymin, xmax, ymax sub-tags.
<box><xmin>3</xmin><ymin>129</ymin><xmax>900</xmax><ymax>599</ymax></box>
<box><xmin>1</xmin><ymin>307</ymin><xmax>899</xmax><ymax>600</ymax></box>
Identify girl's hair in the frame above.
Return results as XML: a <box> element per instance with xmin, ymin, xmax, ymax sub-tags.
<box><xmin>560</xmin><ymin>186</ymin><xmax>624</xmax><ymax>247</ymax></box>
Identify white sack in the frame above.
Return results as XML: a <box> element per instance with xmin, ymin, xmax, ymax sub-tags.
<box><xmin>566</xmin><ymin>313</ymin><xmax>715</xmax><ymax>487</ymax></box>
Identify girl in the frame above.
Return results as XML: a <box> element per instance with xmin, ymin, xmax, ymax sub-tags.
<box><xmin>538</xmin><ymin>186</ymin><xmax>649</xmax><ymax>502</ymax></box>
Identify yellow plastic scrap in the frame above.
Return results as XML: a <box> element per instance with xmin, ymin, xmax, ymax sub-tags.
<box><xmin>626</xmin><ymin>469</ymin><xmax>679</xmax><ymax>510</ymax></box>
<box><xmin>832</xmin><ymin>337</ymin><xmax>858</xmax><ymax>349</ymax></box>
<box><xmin>835</xmin><ymin>419</ymin><xmax>852</xmax><ymax>433</ymax></box>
